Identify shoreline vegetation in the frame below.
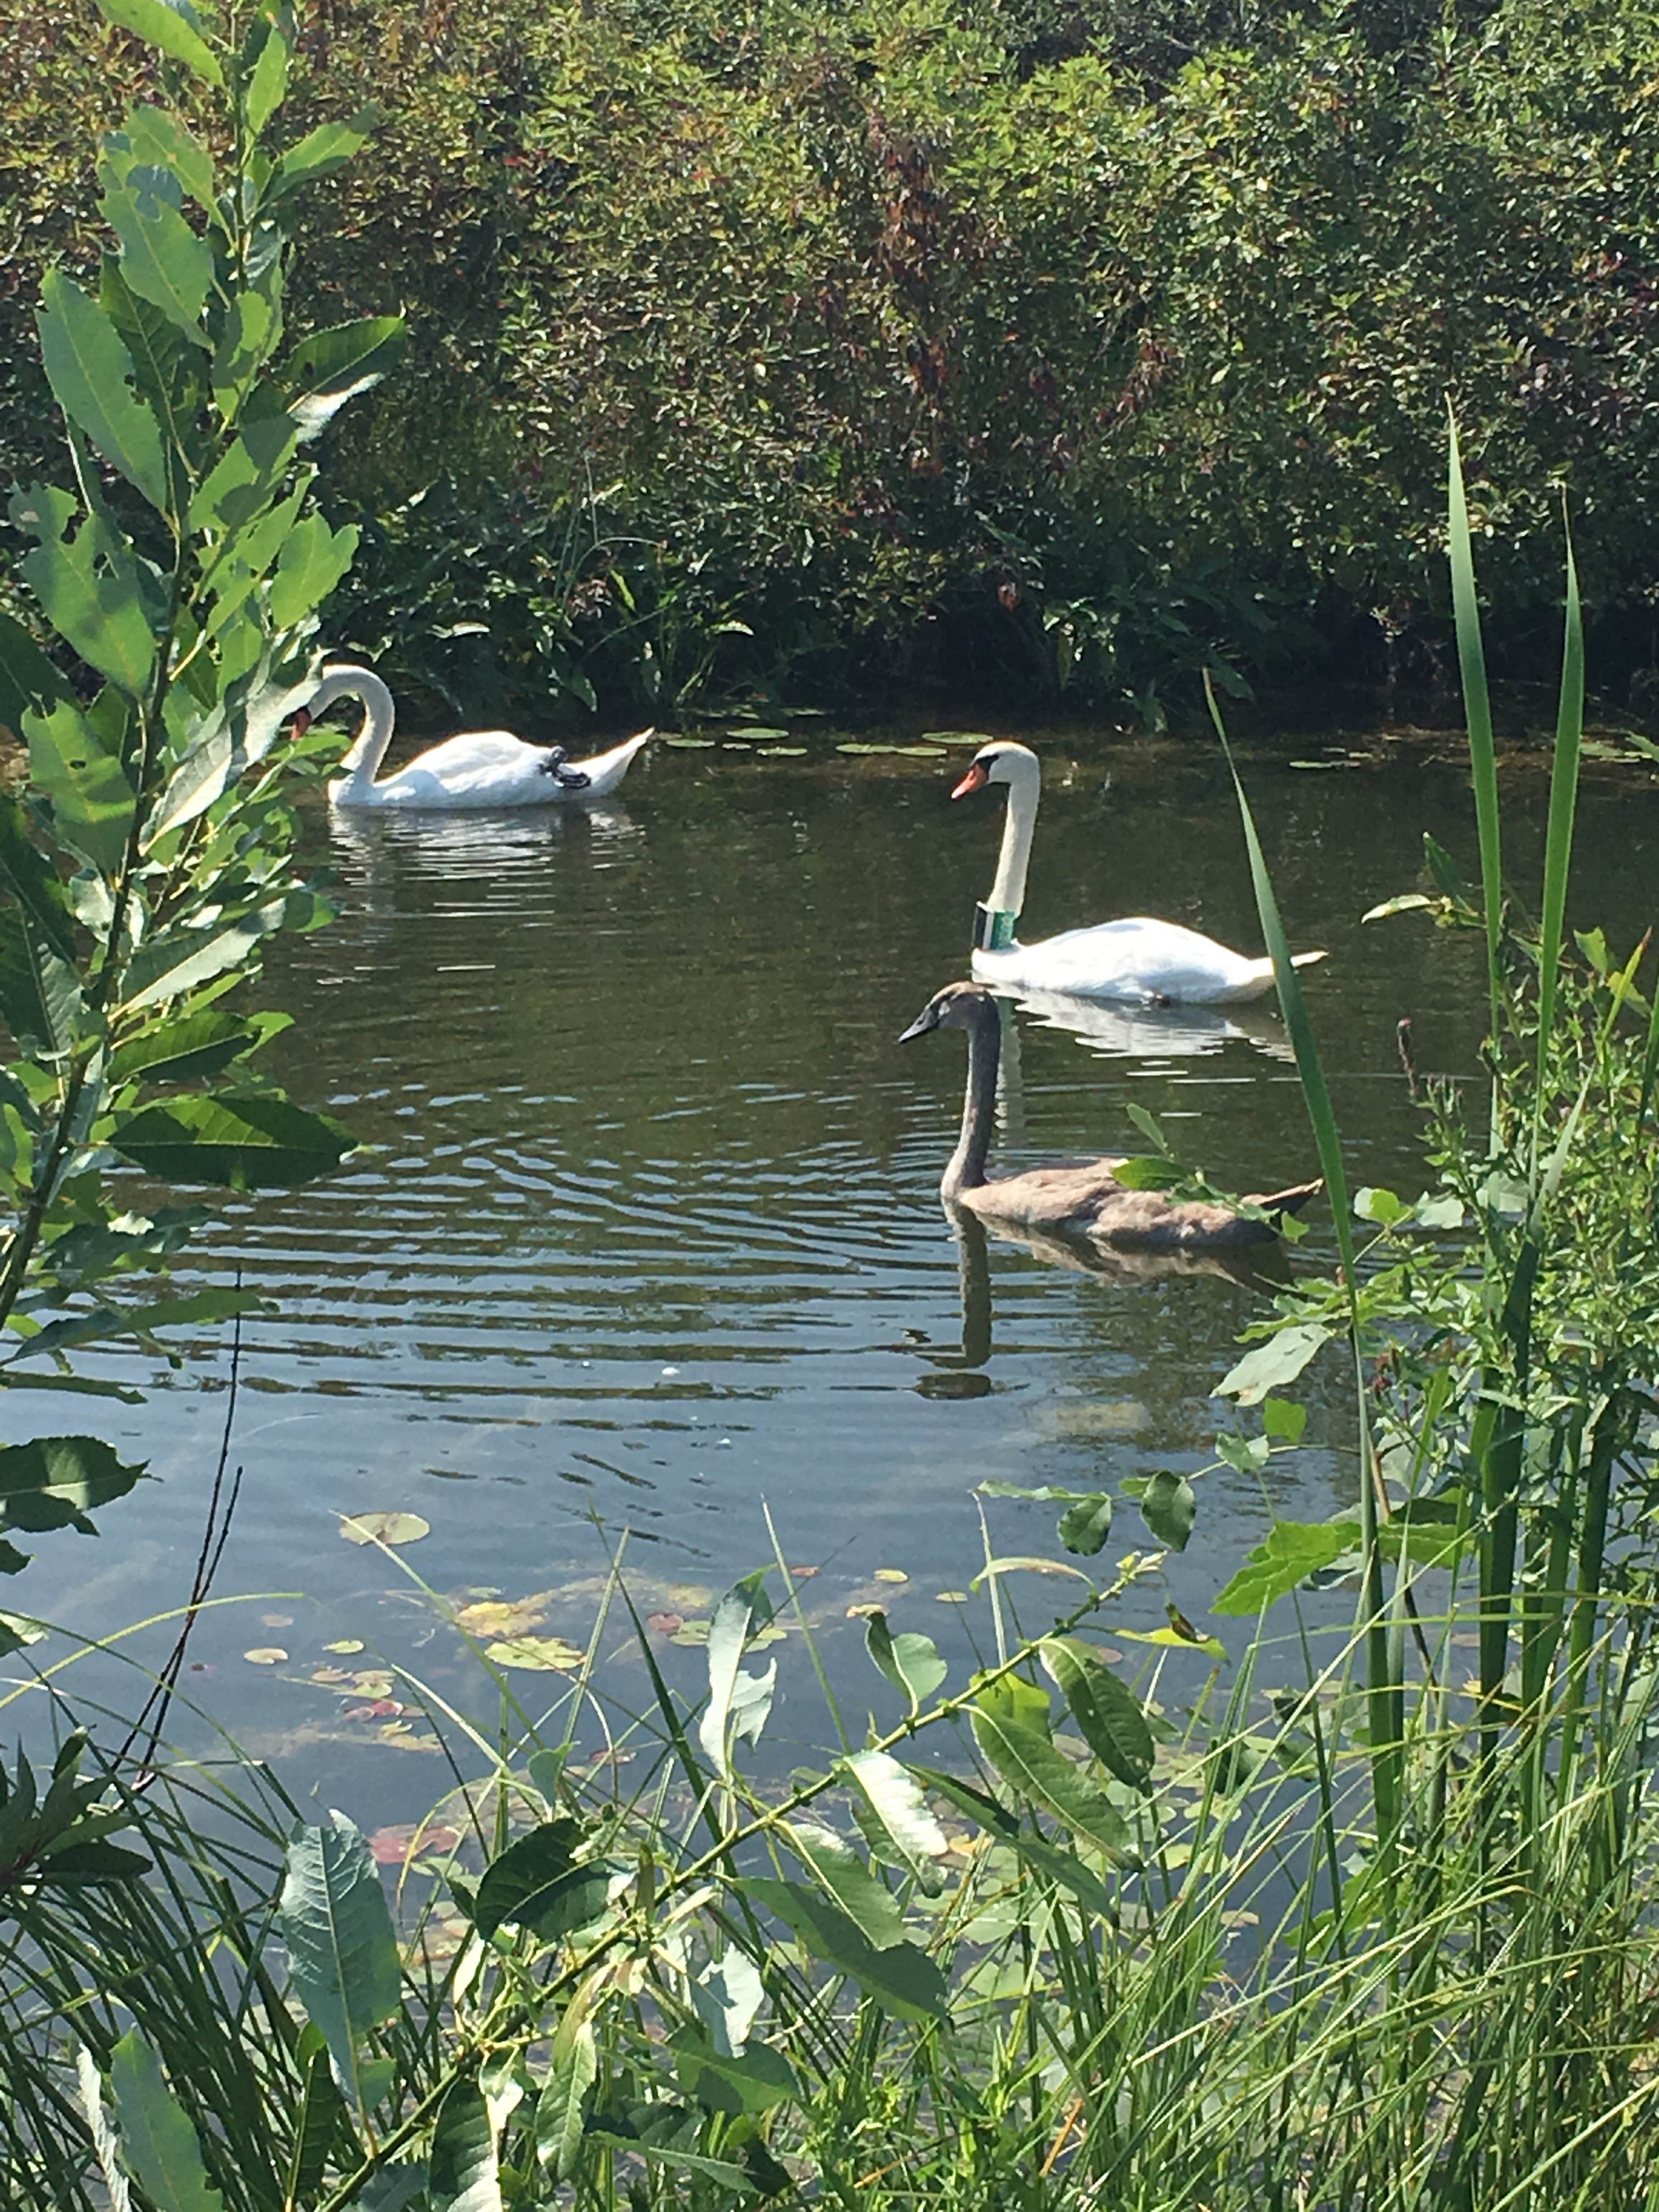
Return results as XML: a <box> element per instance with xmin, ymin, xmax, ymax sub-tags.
<box><xmin>1</xmin><ymin>4</ymin><xmax>1657</xmax><ymax>2207</ymax></box>
<box><xmin>9</xmin><ymin>0</ymin><xmax>1659</xmax><ymax>732</ymax></box>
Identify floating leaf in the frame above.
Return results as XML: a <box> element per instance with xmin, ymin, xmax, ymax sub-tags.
<box><xmin>484</xmin><ymin>1635</ymin><xmax>582</xmax><ymax>1672</ymax></box>
<box><xmin>455</xmin><ymin>1594</ymin><xmax>549</xmax><ymax>1639</ymax></box>
<box><xmin>243</xmin><ymin>1646</ymin><xmax>286</xmax><ymax>1665</ymax></box>
<box><xmin>324</xmin><ymin>1638</ymin><xmax>364</xmax><ymax>1655</ymax></box>
<box><xmin>340</xmin><ymin>1511</ymin><xmax>428</xmax><ymax>1547</ymax></box>
<box><xmin>874</xmin><ymin>1567</ymin><xmax>908</xmax><ymax>1584</ymax></box>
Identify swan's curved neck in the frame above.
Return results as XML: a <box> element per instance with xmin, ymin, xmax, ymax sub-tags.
<box><xmin>988</xmin><ymin>765</ymin><xmax>1039</xmax><ymax>917</ymax></box>
<box><xmin>318</xmin><ymin>669</ymin><xmax>396</xmax><ymax>788</ymax></box>
<box><xmin>943</xmin><ymin>1005</ymin><xmax>1000</xmax><ymax>1200</ymax></box>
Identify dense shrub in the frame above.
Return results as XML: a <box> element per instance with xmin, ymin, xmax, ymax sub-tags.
<box><xmin>7</xmin><ymin>0</ymin><xmax>1659</xmax><ymax>722</ymax></box>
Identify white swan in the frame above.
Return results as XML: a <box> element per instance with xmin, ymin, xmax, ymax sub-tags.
<box><xmin>951</xmin><ymin>741</ymin><xmax>1326</xmax><ymax>1005</ymax></box>
<box><xmin>294</xmin><ymin>665</ymin><xmax>652</xmax><ymax>811</ymax></box>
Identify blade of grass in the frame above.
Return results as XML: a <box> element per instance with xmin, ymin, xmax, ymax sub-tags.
<box><xmin>1206</xmin><ymin>675</ymin><xmax>1400</xmax><ymax>1852</ymax></box>
<box><xmin>1534</xmin><ymin>500</ymin><xmax>1584</xmax><ymax>1176</ymax></box>
<box><xmin>1447</xmin><ymin>411</ymin><xmax>1505</xmax><ymax>1092</ymax></box>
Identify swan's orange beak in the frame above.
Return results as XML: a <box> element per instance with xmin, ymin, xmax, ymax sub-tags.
<box><xmin>290</xmin><ymin>708</ymin><xmax>313</xmax><ymax>739</ymax></box>
<box><xmin>951</xmin><ymin>760</ymin><xmax>989</xmax><ymax>799</ymax></box>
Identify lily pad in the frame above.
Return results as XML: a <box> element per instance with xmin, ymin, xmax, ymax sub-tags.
<box><xmin>340</xmin><ymin>1511</ymin><xmax>430</xmax><ymax>1547</ymax></box>
<box><xmin>324</xmin><ymin>1638</ymin><xmax>365</xmax><ymax>1655</ymax></box>
<box><xmin>456</xmin><ymin>1594</ymin><xmax>549</xmax><ymax>1639</ymax></box>
<box><xmin>243</xmin><ymin>1646</ymin><xmax>287</xmax><ymax>1665</ymax></box>
<box><xmin>484</xmin><ymin>1635</ymin><xmax>584</xmax><ymax>1672</ymax></box>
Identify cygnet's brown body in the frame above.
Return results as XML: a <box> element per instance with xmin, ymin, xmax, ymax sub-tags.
<box><xmin>900</xmin><ymin>982</ymin><xmax>1320</xmax><ymax>1250</ymax></box>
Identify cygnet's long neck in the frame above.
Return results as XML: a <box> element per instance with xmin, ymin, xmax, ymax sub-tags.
<box><xmin>988</xmin><ymin>755</ymin><xmax>1040</xmax><ymax>917</ymax></box>
<box><xmin>942</xmin><ymin>1002</ymin><xmax>1001</xmax><ymax>1200</ymax></box>
<box><xmin>317</xmin><ymin>667</ymin><xmax>396</xmax><ymax>789</ymax></box>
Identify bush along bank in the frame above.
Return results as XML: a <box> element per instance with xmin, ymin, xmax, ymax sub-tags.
<box><xmin>9</xmin><ymin>0</ymin><xmax>1659</xmax><ymax>726</ymax></box>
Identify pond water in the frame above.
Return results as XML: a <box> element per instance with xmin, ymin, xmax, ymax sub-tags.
<box><xmin>8</xmin><ymin>727</ymin><xmax>1657</xmax><ymax>1818</ymax></box>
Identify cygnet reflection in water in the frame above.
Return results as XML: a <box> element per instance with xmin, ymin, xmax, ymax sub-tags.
<box><xmin>910</xmin><ymin>1209</ymin><xmax>1287</xmax><ymax>1400</ymax></box>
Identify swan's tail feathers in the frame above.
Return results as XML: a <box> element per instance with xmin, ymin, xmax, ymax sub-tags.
<box><xmin>1290</xmin><ymin>950</ymin><xmax>1329</xmax><ymax>970</ymax></box>
<box><xmin>1242</xmin><ymin>1178</ymin><xmax>1324</xmax><ymax>1221</ymax></box>
<box><xmin>577</xmin><ymin>727</ymin><xmax>654</xmax><ymax>796</ymax></box>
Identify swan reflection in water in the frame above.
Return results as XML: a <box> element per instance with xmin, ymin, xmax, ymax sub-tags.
<box><xmin>913</xmin><ymin>1208</ymin><xmax>1288</xmax><ymax>1398</ymax></box>
<box><xmin>328</xmin><ymin>800</ymin><xmax>645</xmax><ymax>911</ymax></box>
<box><xmin>1005</xmin><ymin>984</ymin><xmax>1296</xmax><ymax>1064</ymax></box>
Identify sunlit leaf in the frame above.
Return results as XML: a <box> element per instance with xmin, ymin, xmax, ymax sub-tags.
<box><xmin>100</xmin><ymin>179</ymin><xmax>214</xmax><ymax>338</ymax></box>
<box><xmin>970</xmin><ymin>1697</ymin><xmax>1129</xmax><ymax>1852</ymax></box>
<box><xmin>110</xmin><ymin>1094</ymin><xmax>356</xmax><ymax>1187</ymax></box>
<box><xmin>842</xmin><ymin>1748</ymin><xmax>948</xmax><ymax>1893</ymax></box>
<box><xmin>25</xmin><ymin>697</ymin><xmax>138</xmax><ymax>876</ymax></box>
<box><xmin>1215</xmin><ymin>1324</ymin><xmax>1331</xmax><ymax>1406</ymax></box>
<box><xmin>862</xmin><ymin>1610</ymin><xmax>946</xmax><ymax>1713</ymax></box>
<box><xmin>535</xmin><ymin>2012</ymin><xmax>597</xmax><ymax>2182</ymax></box>
<box><xmin>672</xmin><ymin>2028</ymin><xmax>795</xmax><ymax>2116</ymax></box>
<box><xmin>788</xmin><ymin>1820</ymin><xmax>905</xmax><ymax>1949</ymax></box>
<box><xmin>97</xmin><ymin>0</ymin><xmax>224</xmax><ymax>83</ymax></box>
<box><xmin>699</xmin><ymin>1571</ymin><xmax>772</xmax><ymax>1779</ymax></box>
<box><xmin>0</xmin><ymin>1437</ymin><xmax>145</xmax><ymax>1536</ymax></box>
<box><xmin>36</xmin><ymin>270</ymin><xmax>168</xmax><ymax>511</ymax></box>
<box><xmin>1211</xmin><ymin>1520</ymin><xmax>1358</xmax><ymax>1616</ymax></box>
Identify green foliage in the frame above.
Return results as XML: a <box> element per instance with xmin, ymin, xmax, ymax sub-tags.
<box><xmin>0</xmin><ymin>0</ymin><xmax>398</xmax><ymax>1571</ymax></box>
<box><xmin>14</xmin><ymin>0</ymin><xmax>1659</xmax><ymax>721</ymax></box>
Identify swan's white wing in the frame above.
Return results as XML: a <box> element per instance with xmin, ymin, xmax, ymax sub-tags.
<box><xmin>973</xmin><ymin>917</ymin><xmax>1270</xmax><ymax>1003</ymax></box>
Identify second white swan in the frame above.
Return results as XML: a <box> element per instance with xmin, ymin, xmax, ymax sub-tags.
<box><xmin>294</xmin><ymin>665</ymin><xmax>652</xmax><ymax>811</ymax></box>
<box><xmin>952</xmin><ymin>740</ymin><xmax>1325</xmax><ymax>1004</ymax></box>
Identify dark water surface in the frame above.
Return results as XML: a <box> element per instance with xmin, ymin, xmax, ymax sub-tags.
<box><xmin>9</xmin><ymin>732</ymin><xmax>1656</xmax><ymax>1810</ymax></box>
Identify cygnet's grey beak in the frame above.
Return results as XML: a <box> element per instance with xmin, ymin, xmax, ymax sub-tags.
<box><xmin>897</xmin><ymin>1007</ymin><xmax>935</xmax><ymax>1045</ymax></box>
